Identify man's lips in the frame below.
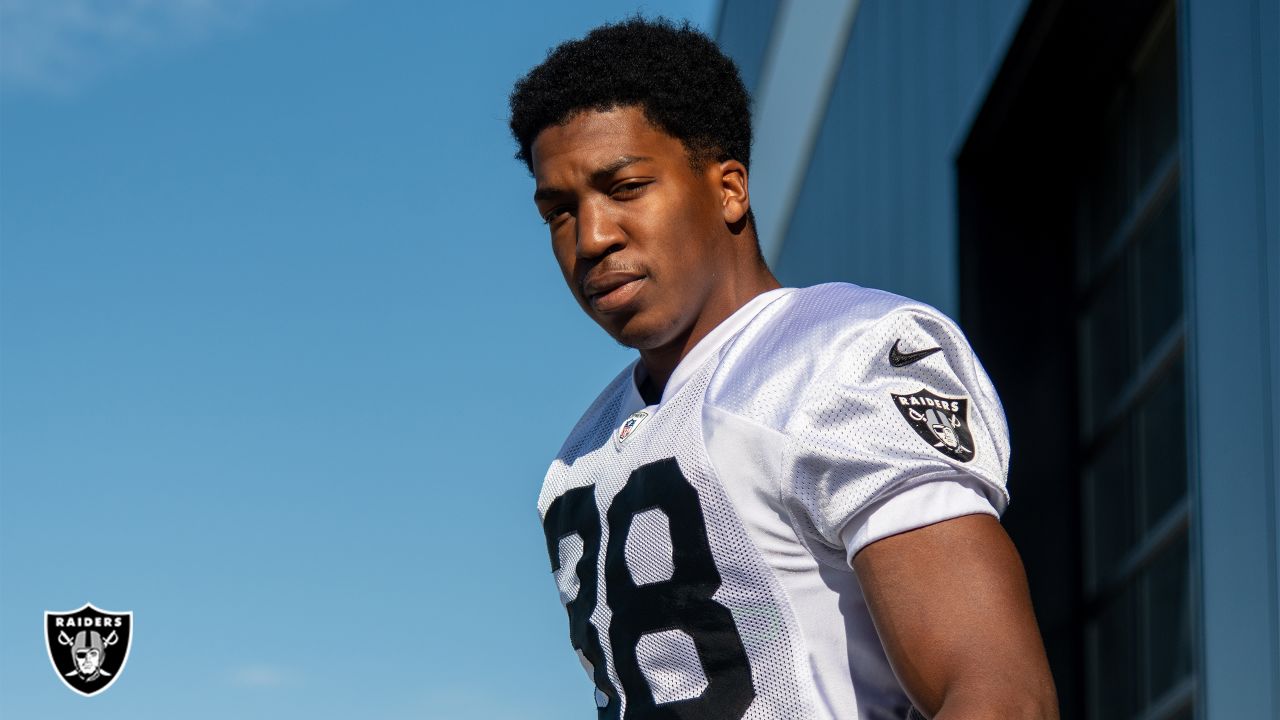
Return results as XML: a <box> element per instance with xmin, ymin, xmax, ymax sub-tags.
<box><xmin>582</xmin><ymin>271</ymin><xmax>647</xmax><ymax>312</ymax></box>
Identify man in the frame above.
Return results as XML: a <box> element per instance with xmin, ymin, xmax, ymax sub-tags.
<box><xmin>510</xmin><ymin>18</ymin><xmax>1058</xmax><ymax>720</ymax></box>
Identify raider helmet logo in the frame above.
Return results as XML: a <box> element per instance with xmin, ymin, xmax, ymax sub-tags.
<box><xmin>891</xmin><ymin>389</ymin><xmax>975</xmax><ymax>462</ymax></box>
<box><xmin>45</xmin><ymin>603</ymin><xmax>133</xmax><ymax>697</ymax></box>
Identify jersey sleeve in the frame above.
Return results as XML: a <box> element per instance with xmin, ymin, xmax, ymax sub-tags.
<box><xmin>838</xmin><ymin>475</ymin><xmax>999</xmax><ymax>563</ymax></box>
<box><xmin>779</xmin><ymin>306</ymin><xmax>1010</xmax><ymax>565</ymax></box>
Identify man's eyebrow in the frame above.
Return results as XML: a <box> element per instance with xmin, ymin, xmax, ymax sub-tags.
<box><xmin>533</xmin><ymin>155</ymin><xmax>653</xmax><ymax>203</ymax></box>
<box><xmin>591</xmin><ymin>155</ymin><xmax>651</xmax><ymax>182</ymax></box>
<box><xmin>533</xmin><ymin>185</ymin><xmax>565</xmax><ymax>203</ymax></box>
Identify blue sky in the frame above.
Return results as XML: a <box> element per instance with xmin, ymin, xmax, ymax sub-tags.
<box><xmin>0</xmin><ymin>1</ymin><xmax>717</xmax><ymax>717</ymax></box>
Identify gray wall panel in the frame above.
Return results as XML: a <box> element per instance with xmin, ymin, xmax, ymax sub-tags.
<box><xmin>714</xmin><ymin>0</ymin><xmax>783</xmax><ymax>96</ymax></box>
<box><xmin>776</xmin><ymin>0</ymin><xmax>1030</xmax><ymax>316</ymax></box>
<box><xmin>1260</xmin><ymin>4</ymin><xmax>1280</xmax><ymax>698</ymax></box>
<box><xmin>1181</xmin><ymin>0</ymin><xmax>1280</xmax><ymax>716</ymax></box>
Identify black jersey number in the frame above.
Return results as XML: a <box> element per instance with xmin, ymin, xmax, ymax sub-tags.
<box><xmin>542</xmin><ymin>458</ymin><xmax>755</xmax><ymax>719</ymax></box>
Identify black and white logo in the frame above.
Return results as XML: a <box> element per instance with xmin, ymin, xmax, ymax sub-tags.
<box><xmin>45</xmin><ymin>603</ymin><xmax>133</xmax><ymax>697</ymax></box>
<box><xmin>891</xmin><ymin>389</ymin><xmax>975</xmax><ymax>462</ymax></box>
<box><xmin>888</xmin><ymin>339</ymin><xmax>942</xmax><ymax>368</ymax></box>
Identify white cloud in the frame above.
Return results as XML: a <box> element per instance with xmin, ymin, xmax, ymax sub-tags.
<box><xmin>229</xmin><ymin>662</ymin><xmax>298</xmax><ymax>688</ymax></box>
<box><xmin>0</xmin><ymin>0</ymin><xmax>268</xmax><ymax>94</ymax></box>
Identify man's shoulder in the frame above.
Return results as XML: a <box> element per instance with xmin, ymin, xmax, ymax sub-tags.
<box><xmin>725</xmin><ymin>282</ymin><xmax>947</xmax><ymax>368</ymax></box>
<box><xmin>707</xmin><ymin>283</ymin><xmax>959</xmax><ymax>427</ymax></box>
<box><xmin>773</xmin><ymin>282</ymin><xmax>932</xmax><ymax>330</ymax></box>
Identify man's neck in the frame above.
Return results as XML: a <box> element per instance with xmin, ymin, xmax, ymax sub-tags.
<box><xmin>637</xmin><ymin>367</ymin><xmax>663</xmax><ymax>406</ymax></box>
<box><xmin>637</xmin><ymin>272</ymin><xmax>781</xmax><ymax>403</ymax></box>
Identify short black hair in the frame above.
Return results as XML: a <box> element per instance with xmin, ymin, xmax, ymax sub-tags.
<box><xmin>508</xmin><ymin>17</ymin><xmax>752</xmax><ymax>175</ymax></box>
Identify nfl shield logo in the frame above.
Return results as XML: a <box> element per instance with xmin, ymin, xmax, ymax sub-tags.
<box><xmin>45</xmin><ymin>603</ymin><xmax>133</xmax><ymax>696</ymax></box>
<box><xmin>615</xmin><ymin>410</ymin><xmax>651</xmax><ymax>449</ymax></box>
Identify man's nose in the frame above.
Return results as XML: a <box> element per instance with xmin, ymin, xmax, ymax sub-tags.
<box><xmin>576</xmin><ymin>200</ymin><xmax>625</xmax><ymax>259</ymax></box>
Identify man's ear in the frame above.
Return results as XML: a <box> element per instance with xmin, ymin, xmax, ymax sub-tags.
<box><xmin>716</xmin><ymin>159</ymin><xmax>750</xmax><ymax>225</ymax></box>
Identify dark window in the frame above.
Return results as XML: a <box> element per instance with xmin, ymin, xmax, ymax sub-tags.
<box><xmin>957</xmin><ymin>1</ymin><xmax>1193</xmax><ymax>716</ymax></box>
<box><xmin>1077</xmin><ymin>8</ymin><xmax>1193</xmax><ymax>718</ymax></box>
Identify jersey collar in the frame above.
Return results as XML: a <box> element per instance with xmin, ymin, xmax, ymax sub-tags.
<box><xmin>632</xmin><ymin>287</ymin><xmax>795</xmax><ymax>406</ymax></box>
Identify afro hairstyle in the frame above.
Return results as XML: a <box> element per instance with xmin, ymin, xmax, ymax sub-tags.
<box><xmin>508</xmin><ymin>17</ymin><xmax>753</xmax><ymax>177</ymax></box>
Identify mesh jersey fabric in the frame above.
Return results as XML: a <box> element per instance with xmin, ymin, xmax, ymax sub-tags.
<box><xmin>538</xmin><ymin>282</ymin><xmax>1011</xmax><ymax>719</ymax></box>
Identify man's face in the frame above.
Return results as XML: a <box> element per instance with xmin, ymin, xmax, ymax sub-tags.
<box><xmin>531</xmin><ymin>106</ymin><xmax>734</xmax><ymax>354</ymax></box>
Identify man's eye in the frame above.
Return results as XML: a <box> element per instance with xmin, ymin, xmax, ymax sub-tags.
<box><xmin>543</xmin><ymin>207</ymin><xmax>571</xmax><ymax>224</ymax></box>
<box><xmin>611</xmin><ymin>181</ymin><xmax>650</xmax><ymax>198</ymax></box>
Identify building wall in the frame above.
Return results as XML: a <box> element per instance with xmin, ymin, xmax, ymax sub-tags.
<box><xmin>1179</xmin><ymin>0</ymin><xmax>1280</xmax><ymax>715</ymax></box>
<box><xmin>774</xmin><ymin>0</ymin><xmax>1027</xmax><ymax>316</ymax></box>
<box><xmin>713</xmin><ymin>0</ymin><xmax>782</xmax><ymax>97</ymax></box>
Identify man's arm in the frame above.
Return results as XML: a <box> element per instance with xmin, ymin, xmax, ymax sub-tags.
<box><xmin>852</xmin><ymin>513</ymin><xmax>1059</xmax><ymax>720</ymax></box>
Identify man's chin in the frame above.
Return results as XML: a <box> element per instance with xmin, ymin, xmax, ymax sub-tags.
<box><xmin>609</xmin><ymin>331</ymin><xmax>653</xmax><ymax>351</ymax></box>
<box><xmin>602</xmin><ymin>317</ymin><xmax>685</xmax><ymax>353</ymax></box>
<box><xmin>600</xmin><ymin>320</ymin><xmax>655</xmax><ymax>350</ymax></box>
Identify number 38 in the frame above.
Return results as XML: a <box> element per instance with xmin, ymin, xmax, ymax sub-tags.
<box><xmin>542</xmin><ymin>458</ymin><xmax>755</xmax><ymax>719</ymax></box>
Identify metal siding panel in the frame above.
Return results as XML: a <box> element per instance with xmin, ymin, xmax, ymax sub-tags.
<box><xmin>932</xmin><ymin>1</ymin><xmax>963</xmax><ymax>315</ymax></box>
<box><xmin>748</xmin><ymin>0</ymin><xmax>862</xmax><ymax>263</ymax></box>
<box><xmin>852</xmin><ymin>10</ymin><xmax>873</xmax><ymax>278</ymax></box>
<box><xmin>1181</xmin><ymin>0</ymin><xmax>1280</xmax><ymax>717</ymax></box>
<box><xmin>882</xmin><ymin>0</ymin><xmax>899</xmax><ymax>294</ymax></box>
<box><xmin>775</xmin><ymin>0</ymin><xmax>867</xmax><ymax>285</ymax></box>
<box><xmin>846</xmin><ymin>24</ymin><xmax>864</xmax><ymax>279</ymax></box>
<box><xmin>899</xmin><ymin>0</ymin><xmax>927</xmax><ymax>302</ymax></box>
<box><xmin>843</xmin><ymin>1</ymin><xmax>868</xmax><ymax>279</ymax></box>
<box><xmin>776</xmin><ymin>0</ymin><xmax>1028</xmax><ymax>317</ymax></box>
<box><xmin>1263</xmin><ymin>0</ymin><xmax>1280</xmax><ymax>713</ymax></box>
<box><xmin>887</xmin><ymin>0</ymin><xmax>907</xmax><ymax>295</ymax></box>
<box><xmin>869</xmin><ymin>0</ymin><xmax>888</xmax><ymax>290</ymax></box>
<box><xmin>715</xmin><ymin>0</ymin><xmax>784</xmax><ymax>95</ymax></box>
<box><xmin>955</xmin><ymin>0</ymin><xmax>990</xmax><ymax>122</ymax></box>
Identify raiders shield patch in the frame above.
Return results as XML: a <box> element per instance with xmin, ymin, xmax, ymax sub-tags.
<box><xmin>891</xmin><ymin>389</ymin><xmax>975</xmax><ymax>462</ymax></box>
<box><xmin>45</xmin><ymin>603</ymin><xmax>133</xmax><ymax>697</ymax></box>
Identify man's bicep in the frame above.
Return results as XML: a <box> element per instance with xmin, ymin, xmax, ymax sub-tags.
<box><xmin>851</xmin><ymin>514</ymin><xmax>1058</xmax><ymax>719</ymax></box>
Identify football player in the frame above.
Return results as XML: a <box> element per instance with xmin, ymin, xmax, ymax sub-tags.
<box><xmin>509</xmin><ymin>18</ymin><xmax>1059</xmax><ymax>720</ymax></box>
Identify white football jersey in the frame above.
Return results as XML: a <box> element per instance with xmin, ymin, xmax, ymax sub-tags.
<box><xmin>538</xmin><ymin>283</ymin><xmax>1010</xmax><ymax>720</ymax></box>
